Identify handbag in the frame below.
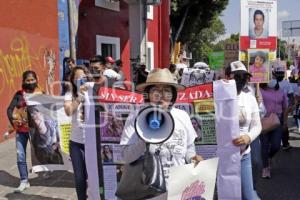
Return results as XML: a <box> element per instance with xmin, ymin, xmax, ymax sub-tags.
<box><xmin>261</xmin><ymin>113</ymin><xmax>280</xmax><ymax>133</ymax></box>
<box><xmin>115</xmin><ymin>145</ymin><xmax>166</xmax><ymax>200</ymax></box>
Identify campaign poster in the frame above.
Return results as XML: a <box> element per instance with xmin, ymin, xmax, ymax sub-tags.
<box><xmin>248</xmin><ymin>49</ymin><xmax>270</xmax><ymax>83</ymax></box>
<box><xmin>240</xmin><ymin>0</ymin><xmax>277</xmax><ymax>50</ymax></box>
<box><xmin>26</xmin><ymin>94</ymin><xmax>71</xmax><ymax>172</ymax></box>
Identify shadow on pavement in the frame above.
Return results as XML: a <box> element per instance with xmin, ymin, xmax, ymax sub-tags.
<box><xmin>5</xmin><ymin>192</ymin><xmax>64</xmax><ymax>200</ymax></box>
<box><xmin>0</xmin><ymin>170</ymin><xmax>74</xmax><ymax>189</ymax></box>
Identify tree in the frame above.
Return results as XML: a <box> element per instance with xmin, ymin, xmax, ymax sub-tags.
<box><xmin>213</xmin><ymin>33</ymin><xmax>240</xmax><ymax>51</ymax></box>
<box><xmin>277</xmin><ymin>38</ymin><xmax>288</xmax><ymax>60</ymax></box>
<box><xmin>189</xmin><ymin>17</ymin><xmax>225</xmax><ymax>63</ymax></box>
<box><xmin>170</xmin><ymin>0</ymin><xmax>229</xmax><ymax>54</ymax></box>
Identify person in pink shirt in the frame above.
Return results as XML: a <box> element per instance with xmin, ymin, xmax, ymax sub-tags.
<box><xmin>259</xmin><ymin>82</ymin><xmax>288</xmax><ymax>178</ymax></box>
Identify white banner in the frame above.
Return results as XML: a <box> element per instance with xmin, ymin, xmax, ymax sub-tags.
<box><xmin>168</xmin><ymin>158</ymin><xmax>218</xmax><ymax>200</ymax></box>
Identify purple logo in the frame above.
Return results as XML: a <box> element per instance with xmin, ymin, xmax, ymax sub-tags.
<box><xmin>181</xmin><ymin>180</ymin><xmax>206</xmax><ymax>200</ymax></box>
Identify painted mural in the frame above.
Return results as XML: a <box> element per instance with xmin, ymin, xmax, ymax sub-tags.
<box><xmin>0</xmin><ymin>0</ymin><xmax>59</xmax><ymax>141</ymax></box>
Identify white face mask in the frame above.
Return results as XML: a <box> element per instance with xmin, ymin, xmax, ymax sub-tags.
<box><xmin>268</xmin><ymin>79</ymin><xmax>277</xmax><ymax>88</ymax></box>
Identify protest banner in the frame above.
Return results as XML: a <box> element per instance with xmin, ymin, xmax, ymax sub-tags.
<box><xmin>180</xmin><ymin>68</ymin><xmax>215</xmax><ymax>87</ymax></box>
<box><xmin>26</xmin><ymin>94</ymin><xmax>71</xmax><ymax>172</ymax></box>
<box><xmin>168</xmin><ymin>158</ymin><xmax>219</xmax><ymax>200</ymax></box>
<box><xmin>240</xmin><ymin>0</ymin><xmax>277</xmax><ymax>50</ymax></box>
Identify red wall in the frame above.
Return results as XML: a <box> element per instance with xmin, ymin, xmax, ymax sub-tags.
<box><xmin>147</xmin><ymin>1</ymin><xmax>170</xmax><ymax>68</ymax></box>
<box><xmin>0</xmin><ymin>0</ymin><xmax>59</xmax><ymax>141</ymax></box>
<box><xmin>77</xmin><ymin>0</ymin><xmax>131</xmax><ymax>81</ymax></box>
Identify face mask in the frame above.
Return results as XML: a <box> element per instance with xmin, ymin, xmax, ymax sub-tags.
<box><xmin>268</xmin><ymin>79</ymin><xmax>277</xmax><ymax>88</ymax></box>
<box><xmin>22</xmin><ymin>82</ymin><xmax>37</xmax><ymax>91</ymax></box>
<box><xmin>234</xmin><ymin>73</ymin><xmax>247</xmax><ymax>93</ymax></box>
<box><xmin>75</xmin><ymin>78</ymin><xmax>87</xmax><ymax>88</ymax></box>
<box><xmin>90</xmin><ymin>68</ymin><xmax>101</xmax><ymax>78</ymax></box>
<box><xmin>276</xmin><ymin>75</ymin><xmax>284</xmax><ymax>82</ymax></box>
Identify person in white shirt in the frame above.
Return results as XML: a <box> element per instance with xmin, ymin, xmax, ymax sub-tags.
<box><xmin>228</xmin><ymin>61</ymin><xmax>262</xmax><ymax>200</ymax></box>
<box><xmin>120</xmin><ymin>68</ymin><xmax>203</xmax><ymax>200</ymax></box>
<box><xmin>64</xmin><ymin>65</ymin><xmax>92</xmax><ymax>200</ymax></box>
<box><xmin>104</xmin><ymin>56</ymin><xmax>121</xmax><ymax>87</ymax></box>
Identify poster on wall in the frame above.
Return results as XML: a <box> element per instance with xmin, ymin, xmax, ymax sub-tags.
<box><xmin>248</xmin><ymin>49</ymin><xmax>270</xmax><ymax>83</ymax></box>
<box><xmin>240</xmin><ymin>0</ymin><xmax>277</xmax><ymax>51</ymax></box>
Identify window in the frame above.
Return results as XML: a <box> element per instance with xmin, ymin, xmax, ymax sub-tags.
<box><xmin>147</xmin><ymin>5</ymin><xmax>153</xmax><ymax>20</ymax></box>
<box><xmin>96</xmin><ymin>35</ymin><xmax>120</xmax><ymax>59</ymax></box>
<box><xmin>147</xmin><ymin>42</ymin><xmax>154</xmax><ymax>71</ymax></box>
<box><xmin>95</xmin><ymin>0</ymin><xmax>120</xmax><ymax>12</ymax></box>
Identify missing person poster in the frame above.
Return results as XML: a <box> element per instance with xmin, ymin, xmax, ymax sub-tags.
<box><xmin>248</xmin><ymin>48</ymin><xmax>270</xmax><ymax>83</ymax></box>
<box><xmin>240</xmin><ymin>0</ymin><xmax>277</xmax><ymax>50</ymax></box>
<box><xmin>26</xmin><ymin>94</ymin><xmax>71</xmax><ymax>172</ymax></box>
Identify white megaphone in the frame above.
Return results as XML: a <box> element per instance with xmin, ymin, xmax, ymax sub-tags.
<box><xmin>134</xmin><ymin>106</ymin><xmax>175</xmax><ymax>144</ymax></box>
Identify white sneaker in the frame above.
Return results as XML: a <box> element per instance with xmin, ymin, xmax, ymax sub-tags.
<box><xmin>14</xmin><ymin>181</ymin><xmax>30</xmax><ymax>193</ymax></box>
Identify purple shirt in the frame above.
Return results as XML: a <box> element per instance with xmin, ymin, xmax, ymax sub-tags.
<box><xmin>260</xmin><ymin>88</ymin><xmax>288</xmax><ymax>115</ymax></box>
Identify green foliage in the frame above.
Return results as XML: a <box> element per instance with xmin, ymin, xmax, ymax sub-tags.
<box><xmin>170</xmin><ymin>0</ymin><xmax>229</xmax><ymax>44</ymax></box>
<box><xmin>189</xmin><ymin>17</ymin><xmax>226</xmax><ymax>63</ymax></box>
<box><xmin>170</xmin><ymin>0</ymin><xmax>229</xmax><ymax>63</ymax></box>
<box><xmin>213</xmin><ymin>33</ymin><xmax>240</xmax><ymax>51</ymax></box>
<box><xmin>277</xmin><ymin>38</ymin><xmax>288</xmax><ymax>60</ymax></box>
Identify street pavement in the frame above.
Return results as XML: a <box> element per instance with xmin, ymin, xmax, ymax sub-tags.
<box><xmin>0</xmin><ymin>138</ymin><xmax>76</xmax><ymax>200</ymax></box>
<box><xmin>1</xmin><ymin>117</ymin><xmax>300</xmax><ymax>200</ymax></box>
<box><xmin>256</xmin><ymin>118</ymin><xmax>300</xmax><ymax>200</ymax></box>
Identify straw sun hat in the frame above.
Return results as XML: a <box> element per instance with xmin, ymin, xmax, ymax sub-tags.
<box><xmin>136</xmin><ymin>68</ymin><xmax>186</xmax><ymax>92</ymax></box>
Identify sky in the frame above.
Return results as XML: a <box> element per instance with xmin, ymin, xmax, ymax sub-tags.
<box><xmin>220</xmin><ymin>0</ymin><xmax>300</xmax><ymax>43</ymax></box>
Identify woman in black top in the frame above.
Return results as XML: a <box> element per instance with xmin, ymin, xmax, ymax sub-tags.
<box><xmin>7</xmin><ymin>70</ymin><xmax>40</xmax><ymax>193</ymax></box>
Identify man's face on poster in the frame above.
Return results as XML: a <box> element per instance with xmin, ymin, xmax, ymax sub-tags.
<box><xmin>254</xmin><ymin>13</ymin><xmax>264</xmax><ymax>30</ymax></box>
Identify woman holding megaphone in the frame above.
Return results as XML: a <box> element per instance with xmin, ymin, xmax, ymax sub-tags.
<box><xmin>119</xmin><ymin>68</ymin><xmax>203</xmax><ymax>200</ymax></box>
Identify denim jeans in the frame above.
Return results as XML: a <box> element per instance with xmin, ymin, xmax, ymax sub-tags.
<box><xmin>260</xmin><ymin>126</ymin><xmax>282</xmax><ymax>168</ymax></box>
<box><xmin>16</xmin><ymin>132</ymin><xmax>30</xmax><ymax>182</ymax></box>
<box><xmin>241</xmin><ymin>153</ymin><xmax>260</xmax><ymax>200</ymax></box>
<box><xmin>250</xmin><ymin>137</ymin><xmax>262</xmax><ymax>190</ymax></box>
<box><xmin>70</xmin><ymin>140</ymin><xmax>87</xmax><ymax>200</ymax></box>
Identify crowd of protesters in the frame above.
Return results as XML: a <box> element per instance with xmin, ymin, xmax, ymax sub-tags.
<box><xmin>6</xmin><ymin>52</ymin><xmax>300</xmax><ymax>200</ymax></box>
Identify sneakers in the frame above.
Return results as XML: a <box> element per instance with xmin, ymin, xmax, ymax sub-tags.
<box><xmin>261</xmin><ymin>167</ymin><xmax>271</xmax><ymax>179</ymax></box>
<box><xmin>14</xmin><ymin>181</ymin><xmax>30</xmax><ymax>193</ymax></box>
<box><xmin>282</xmin><ymin>144</ymin><xmax>292</xmax><ymax>150</ymax></box>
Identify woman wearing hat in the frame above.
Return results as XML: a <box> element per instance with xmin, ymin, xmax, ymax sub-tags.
<box><xmin>227</xmin><ymin>61</ymin><xmax>262</xmax><ymax>199</ymax></box>
<box><xmin>120</xmin><ymin>68</ymin><xmax>203</xmax><ymax>199</ymax></box>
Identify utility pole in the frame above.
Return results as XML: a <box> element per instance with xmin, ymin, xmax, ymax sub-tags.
<box><xmin>68</xmin><ymin>0</ymin><xmax>78</xmax><ymax>60</ymax></box>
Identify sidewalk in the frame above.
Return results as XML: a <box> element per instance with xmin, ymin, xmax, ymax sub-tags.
<box><xmin>0</xmin><ymin>138</ymin><xmax>76</xmax><ymax>200</ymax></box>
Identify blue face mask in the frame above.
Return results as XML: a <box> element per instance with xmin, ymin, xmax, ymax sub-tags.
<box><xmin>75</xmin><ymin>78</ymin><xmax>87</xmax><ymax>88</ymax></box>
<box><xmin>268</xmin><ymin>79</ymin><xmax>277</xmax><ymax>88</ymax></box>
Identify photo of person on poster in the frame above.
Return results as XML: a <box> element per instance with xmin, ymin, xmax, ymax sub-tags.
<box><xmin>102</xmin><ymin>145</ymin><xmax>114</xmax><ymax>164</ymax></box>
<box><xmin>248</xmin><ymin>50</ymin><xmax>269</xmax><ymax>83</ymax></box>
<box><xmin>28</xmin><ymin>106</ymin><xmax>63</xmax><ymax>165</ymax></box>
<box><xmin>191</xmin><ymin>116</ymin><xmax>203</xmax><ymax>142</ymax></box>
<box><xmin>249</xmin><ymin>9</ymin><xmax>269</xmax><ymax>39</ymax></box>
<box><xmin>101</xmin><ymin>113</ymin><xmax>125</xmax><ymax>141</ymax></box>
